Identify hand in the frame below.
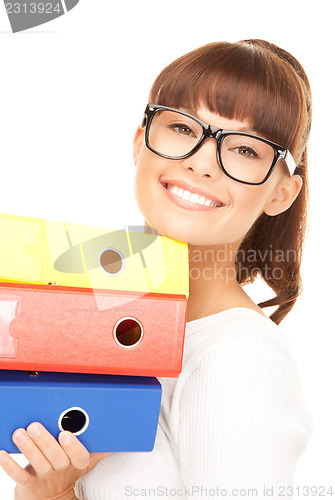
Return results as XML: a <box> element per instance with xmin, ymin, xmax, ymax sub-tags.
<box><xmin>0</xmin><ymin>422</ymin><xmax>109</xmax><ymax>500</ymax></box>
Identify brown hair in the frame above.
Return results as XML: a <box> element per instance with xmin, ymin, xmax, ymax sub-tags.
<box><xmin>148</xmin><ymin>40</ymin><xmax>312</xmax><ymax>324</ymax></box>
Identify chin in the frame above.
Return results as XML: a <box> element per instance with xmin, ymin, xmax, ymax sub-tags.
<box><xmin>143</xmin><ymin>217</ymin><xmax>186</xmax><ymax>243</ymax></box>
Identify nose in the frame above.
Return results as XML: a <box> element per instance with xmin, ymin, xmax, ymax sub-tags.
<box><xmin>181</xmin><ymin>137</ymin><xmax>222</xmax><ymax>179</ymax></box>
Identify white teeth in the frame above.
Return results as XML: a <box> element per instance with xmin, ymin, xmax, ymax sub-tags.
<box><xmin>165</xmin><ymin>184</ymin><xmax>222</xmax><ymax>207</ymax></box>
<box><xmin>190</xmin><ymin>193</ymin><xmax>199</xmax><ymax>204</ymax></box>
<box><xmin>169</xmin><ymin>185</ymin><xmax>179</xmax><ymax>196</ymax></box>
<box><xmin>181</xmin><ymin>190</ymin><xmax>192</xmax><ymax>202</ymax></box>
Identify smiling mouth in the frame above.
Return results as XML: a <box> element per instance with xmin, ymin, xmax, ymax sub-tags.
<box><xmin>162</xmin><ymin>183</ymin><xmax>225</xmax><ymax>208</ymax></box>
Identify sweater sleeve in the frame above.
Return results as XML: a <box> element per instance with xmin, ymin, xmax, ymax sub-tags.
<box><xmin>177</xmin><ymin>342</ymin><xmax>313</xmax><ymax>499</ymax></box>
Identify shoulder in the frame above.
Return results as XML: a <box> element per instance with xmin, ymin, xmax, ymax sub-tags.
<box><xmin>181</xmin><ymin>309</ymin><xmax>312</xmax><ymax>435</ymax></box>
<box><xmin>158</xmin><ymin>308</ymin><xmax>313</xmax><ymax>446</ymax></box>
<box><xmin>182</xmin><ymin>308</ymin><xmax>299</xmax><ymax>385</ymax></box>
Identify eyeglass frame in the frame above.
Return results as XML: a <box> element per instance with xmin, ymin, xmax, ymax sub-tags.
<box><xmin>142</xmin><ymin>104</ymin><xmax>296</xmax><ymax>186</ymax></box>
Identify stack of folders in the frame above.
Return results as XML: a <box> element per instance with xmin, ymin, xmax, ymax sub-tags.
<box><xmin>0</xmin><ymin>213</ymin><xmax>188</xmax><ymax>452</ymax></box>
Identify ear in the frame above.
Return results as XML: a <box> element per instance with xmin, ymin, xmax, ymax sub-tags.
<box><xmin>264</xmin><ymin>175</ymin><xmax>303</xmax><ymax>216</ymax></box>
<box><xmin>133</xmin><ymin>126</ymin><xmax>145</xmax><ymax>166</ymax></box>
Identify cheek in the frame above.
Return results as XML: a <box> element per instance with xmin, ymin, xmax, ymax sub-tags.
<box><xmin>223</xmin><ymin>184</ymin><xmax>271</xmax><ymax>240</ymax></box>
<box><xmin>134</xmin><ymin>148</ymin><xmax>171</xmax><ymax>206</ymax></box>
<box><xmin>134</xmin><ymin>154</ymin><xmax>160</xmax><ymax>224</ymax></box>
<box><xmin>134</xmin><ymin>165</ymin><xmax>147</xmax><ymax>215</ymax></box>
<box><xmin>242</xmin><ymin>190</ymin><xmax>267</xmax><ymax>219</ymax></box>
<box><xmin>229</xmin><ymin>183</ymin><xmax>268</xmax><ymax>217</ymax></box>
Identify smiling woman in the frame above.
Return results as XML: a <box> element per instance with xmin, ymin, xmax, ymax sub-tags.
<box><xmin>141</xmin><ymin>39</ymin><xmax>311</xmax><ymax>324</ymax></box>
<box><xmin>0</xmin><ymin>39</ymin><xmax>313</xmax><ymax>500</ymax></box>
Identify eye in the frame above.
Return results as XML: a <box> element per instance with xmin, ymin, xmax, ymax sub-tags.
<box><xmin>169</xmin><ymin>123</ymin><xmax>195</xmax><ymax>136</ymax></box>
<box><xmin>233</xmin><ymin>145</ymin><xmax>259</xmax><ymax>158</ymax></box>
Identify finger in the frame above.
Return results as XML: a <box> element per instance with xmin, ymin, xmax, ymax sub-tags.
<box><xmin>0</xmin><ymin>450</ymin><xmax>32</xmax><ymax>486</ymax></box>
<box><xmin>26</xmin><ymin>423</ymin><xmax>71</xmax><ymax>472</ymax></box>
<box><xmin>12</xmin><ymin>427</ymin><xmax>55</xmax><ymax>476</ymax></box>
<box><xmin>58</xmin><ymin>432</ymin><xmax>90</xmax><ymax>470</ymax></box>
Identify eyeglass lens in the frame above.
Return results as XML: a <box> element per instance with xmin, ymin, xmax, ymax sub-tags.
<box><xmin>148</xmin><ymin>110</ymin><xmax>276</xmax><ymax>184</ymax></box>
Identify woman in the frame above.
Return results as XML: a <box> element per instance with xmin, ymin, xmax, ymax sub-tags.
<box><xmin>0</xmin><ymin>39</ymin><xmax>313</xmax><ymax>500</ymax></box>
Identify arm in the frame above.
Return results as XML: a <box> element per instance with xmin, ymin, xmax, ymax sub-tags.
<box><xmin>0</xmin><ymin>423</ymin><xmax>109</xmax><ymax>500</ymax></box>
<box><xmin>178</xmin><ymin>343</ymin><xmax>312</xmax><ymax>495</ymax></box>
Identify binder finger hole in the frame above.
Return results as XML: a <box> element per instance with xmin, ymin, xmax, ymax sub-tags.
<box><xmin>114</xmin><ymin>317</ymin><xmax>143</xmax><ymax>347</ymax></box>
<box><xmin>58</xmin><ymin>407</ymin><xmax>89</xmax><ymax>436</ymax></box>
<box><xmin>99</xmin><ymin>248</ymin><xmax>125</xmax><ymax>276</ymax></box>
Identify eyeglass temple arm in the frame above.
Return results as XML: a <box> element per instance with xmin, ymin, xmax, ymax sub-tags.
<box><xmin>141</xmin><ymin>114</ymin><xmax>147</xmax><ymax>128</ymax></box>
<box><xmin>282</xmin><ymin>150</ymin><xmax>296</xmax><ymax>176</ymax></box>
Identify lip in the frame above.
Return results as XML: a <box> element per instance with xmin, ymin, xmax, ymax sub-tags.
<box><xmin>160</xmin><ymin>179</ymin><xmax>226</xmax><ymax>211</ymax></box>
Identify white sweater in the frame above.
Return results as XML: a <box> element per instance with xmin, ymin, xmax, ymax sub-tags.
<box><xmin>75</xmin><ymin>307</ymin><xmax>313</xmax><ymax>500</ymax></box>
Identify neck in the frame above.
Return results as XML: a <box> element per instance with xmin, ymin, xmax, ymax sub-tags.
<box><xmin>186</xmin><ymin>242</ymin><xmax>242</xmax><ymax>322</ymax></box>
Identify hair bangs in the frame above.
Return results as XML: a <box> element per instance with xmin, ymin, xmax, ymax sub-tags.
<box><xmin>149</xmin><ymin>41</ymin><xmax>309</xmax><ymax>159</ymax></box>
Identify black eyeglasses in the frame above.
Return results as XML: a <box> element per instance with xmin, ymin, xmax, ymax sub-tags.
<box><xmin>142</xmin><ymin>104</ymin><xmax>296</xmax><ymax>186</ymax></box>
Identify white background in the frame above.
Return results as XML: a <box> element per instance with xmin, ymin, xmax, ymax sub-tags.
<box><xmin>0</xmin><ymin>0</ymin><xmax>333</xmax><ymax>497</ymax></box>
